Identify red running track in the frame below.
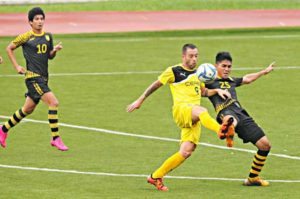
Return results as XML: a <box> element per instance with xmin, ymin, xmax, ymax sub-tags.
<box><xmin>0</xmin><ymin>10</ymin><xmax>300</xmax><ymax>36</ymax></box>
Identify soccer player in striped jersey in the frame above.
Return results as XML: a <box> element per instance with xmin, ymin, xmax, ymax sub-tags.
<box><xmin>127</xmin><ymin>44</ymin><xmax>234</xmax><ymax>191</ymax></box>
<box><xmin>0</xmin><ymin>7</ymin><xmax>68</xmax><ymax>151</ymax></box>
<box><xmin>205</xmin><ymin>51</ymin><xmax>274</xmax><ymax>186</ymax></box>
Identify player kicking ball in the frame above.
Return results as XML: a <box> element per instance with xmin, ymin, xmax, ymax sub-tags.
<box><xmin>127</xmin><ymin>44</ymin><xmax>234</xmax><ymax>191</ymax></box>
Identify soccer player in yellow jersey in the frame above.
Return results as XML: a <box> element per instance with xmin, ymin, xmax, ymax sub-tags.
<box><xmin>127</xmin><ymin>44</ymin><xmax>234</xmax><ymax>191</ymax></box>
<box><xmin>0</xmin><ymin>7</ymin><xmax>68</xmax><ymax>151</ymax></box>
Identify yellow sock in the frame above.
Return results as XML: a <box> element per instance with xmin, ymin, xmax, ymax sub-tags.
<box><xmin>199</xmin><ymin>111</ymin><xmax>220</xmax><ymax>134</ymax></box>
<box><xmin>152</xmin><ymin>152</ymin><xmax>185</xmax><ymax>179</ymax></box>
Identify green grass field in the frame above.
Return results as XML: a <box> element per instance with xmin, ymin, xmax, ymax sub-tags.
<box><xmin>1</xmin><ymin>0</ymin><xmax>300</xmax><ymax>13</ymax></box>
<box><xmin>0</xmin><ymin>28</ymin><xmax>299</xmax><ymax>198</ymax></box>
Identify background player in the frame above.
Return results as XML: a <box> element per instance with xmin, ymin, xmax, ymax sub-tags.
<box><xmin>0</xmin><ymin>7</ymin><xmax>68</xmax><ymax>151</ymax></box>
<box><xmin>127</xmin><ymin>44</ymin><xmax>233</xmax><ymax>191</ymax></box>
<box><xmin>205</xmin><ymin>51</ymin><xmax>274</xmax><ymax>186</ymax></box>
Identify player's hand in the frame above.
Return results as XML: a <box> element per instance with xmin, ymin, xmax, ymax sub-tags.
<box><xmin>0</xmin><ymin>56</ymin><xmax>3</xmax><ymax>64</ymax></box>
<box><xmin>263</xmin><ymin>61</ymin><xmax>275</xmax><ymax>75</ymax></box>
<box><xmin>53</xmin><ymin>42</ymin><xmax>63</xmax><ymax>52</ymax></box>
<box><xmin>127</xmin><ymin>98</ymin><xmax>144</xmax><ymax>112</ymax></box>
<box><xmin>16</xmin><ymin>65</ymin><xmax>26</xmax><ymax>74</ymax></box>
<box><xmin>216</xmin><ymin>89</ymin><xmax>231</xmax><ymax>100</ymax></box>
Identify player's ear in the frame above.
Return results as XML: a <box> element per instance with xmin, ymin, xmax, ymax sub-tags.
<box><xmin>29</xmin><ymin>20</ymin><xmax>33</xmax><ymax>26</ymax></box>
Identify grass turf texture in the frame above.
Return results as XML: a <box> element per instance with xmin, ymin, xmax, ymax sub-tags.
<box><xmin>0</xmin><ymin>28</ymin><xmax>299</xmax><ymax>198</ymax></box>
<box><xmin>1</xmin><ymin>0</ymin><xmax>300</xmax><ymax>13</ymax></box>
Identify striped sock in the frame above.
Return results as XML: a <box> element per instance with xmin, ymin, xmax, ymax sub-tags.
<box><xmin>2</xmin><ymin>108</ymin><xmax>28</xmax><ymax>133</ymax></box>
<box><xmin>249</xmin><ymin>150</ymin><xmax>270</xmax><ymax>178</ymax></box>
<box><xmin>48</xmin><ymin>106</ymin><xmax>60</xmax><ymax>139</ymax></box>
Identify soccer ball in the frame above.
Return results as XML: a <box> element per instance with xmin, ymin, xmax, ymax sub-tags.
<box><xmin>196</xmin><ymin>63</ymin><xmax>217</xmax><ymax>83</ymax></box>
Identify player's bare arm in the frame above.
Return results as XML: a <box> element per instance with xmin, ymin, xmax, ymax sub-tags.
<box><xmin>201</xmin><ymin>87</ymin><xmax>231</xmax><ymax>99</ymax></box>
<box><xmin>6</xmin><ymin>43</ymin><xmax>26</xmax><ymax>74</ymax></box>
<box><xmin>127</xmin><ymin>80</ymin><xmax>163</xmax><ymax>112</ymax></box>
<box><xmin>49</xmin><ymin>41</ymin><xmax>63</xmax><ymax>59</ymax></box>
<box><xmin>242</xmin><ymin>62</ymin><xmax>275</xmax><ymax>84</ymax></box>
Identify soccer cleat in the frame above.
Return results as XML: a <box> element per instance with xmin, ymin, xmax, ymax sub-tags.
<box><xmin>147</xmin><ymin>175</ymin><xmax>169</xmax><ymax>191</ymax></box>
<box><xmin>243</xmin><ymin>177</ymin><xmax>270</xmax><ymax>186</ymax></box>
<box><xmin>50</xmin><ymin>137</ymin><xmax>69</xmax><ymax>151</ymax></box>
<box><xmin>0</xmin><ymin>125</ymin><xmax>8</xmax><ymax>148</ymax></box>
<box><xmin>218</xmin><ymin>117</ymin><xmax>235</xmax><ymax>147</ymax></box>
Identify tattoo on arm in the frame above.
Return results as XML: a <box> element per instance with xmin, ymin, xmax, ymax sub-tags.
<box><xmin>143</xmin><ymin>81</ymin><xmax>162</xmax><ymax>98</ymax></box>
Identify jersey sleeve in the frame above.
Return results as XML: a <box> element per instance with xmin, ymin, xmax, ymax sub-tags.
<box><xmin>48</xmin><ymin>33</ymin><xmax>54</xmax><ymax>51</ymax></box>
<box><xmin>12</xmin><ymin>31</ymin><xmax>32</xmax><ymax>48</ymax></box>
<box><xmin>158</xmin><ymin>67</ymin><xmax>175</xmax><ymax>85</ymax></box>
<box><xmin>233</xmin><ymin>77</ymin><xmax>243</xmax><ymax>87</ymax></box>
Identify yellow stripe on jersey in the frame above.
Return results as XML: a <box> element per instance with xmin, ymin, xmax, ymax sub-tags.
<box><xmin>12</xmin><ymin>30</ymin><xmax>45</xmax><ymax>48</ymax></box>
<box><xmin>12</xmin><ymin>31</ymin><xmax>33</xmax><ymax>47</ymax></box>
<box><xmin>25</xmin><ymin>71</ymin><xmax>41</xmax><ymax>79</ymax></box>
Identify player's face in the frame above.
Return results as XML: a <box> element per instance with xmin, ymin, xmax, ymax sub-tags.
<box><xmin>29</xmin><ymin>15</ymin><xmax>45</xmax><ymax>32</ymax></box>
<box><xmin>216</xmin><ymin>59</ymin><xmax>232</xmax><ymax>79</ymax></box>
<box><xmin>182</xmin><ymin>48</ymin><xmax>198</xmax><ymax>69</ymax></box>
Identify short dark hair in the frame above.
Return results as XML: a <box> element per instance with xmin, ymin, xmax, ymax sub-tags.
<box><xmin>182</xmin><ymin>43</ymin><xmax>197</xmax><ymax>54</ymax></box>
<box><xmin>28</xmin><ymin>7</ymin><xmax>45</xmax><ymax>22</ymax></box>
<box><xmin>215</xmin><ymin>51</ymin><xmax>232</xmax><ymax>63</ymax></box>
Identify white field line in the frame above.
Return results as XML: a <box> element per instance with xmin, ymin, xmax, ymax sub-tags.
<box><xmin>0</xmin><ymin>164</ymin><xmax>299</xmax><ymax>183</ymax></box>
<box><xmin>0</xmin><ymin>115</ymin><xmax>299</xmax><ymax>160</ymax></box>
<box><xmin>0</xmin><ymin>66</ymin><xmax>299</xmax><ymax>78</ymax></box>
<box><xmin>62</xmin><ymin>34</ymin><xmax>300</xmax><ymax>43</ymax></box>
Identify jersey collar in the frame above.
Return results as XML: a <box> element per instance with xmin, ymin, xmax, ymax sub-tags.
<box><xmin>216</xmin><ymin>76</ymin><xmax>234</xmax><ymax>81</ymax></box>
<box><xmin>30</xmin><ymin>30</ymin><xmax>45</xmax><ymax>37</ymax></box>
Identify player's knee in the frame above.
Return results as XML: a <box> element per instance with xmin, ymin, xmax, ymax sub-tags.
<box><xmin>181</xmin><ymin>150</ymin><xmax>193</xmax><ymax>158</ymax></box>
<box><xmin>23</xmin><ymin>107</ymin><xmax>34</xmax><ymax>114</ymax></box>
<box><xmin>259</xmin><ymin>141</ymin><xmax>271</xmax><ymax>151</ymax></box>
<box><xmin>49</xmin><ymin>100</ymin><xmax>59</xmax><ymax>107</ymax></box>
<box><xmin>264</xmin><ymin>142</ymin><xmax>271</xmax><ymax>151</ymax></box>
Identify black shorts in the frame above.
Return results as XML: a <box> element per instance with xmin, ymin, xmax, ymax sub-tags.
<box><xmin>25</xmin><ymin>77</ymin><xmax>51</xmax><ymax>104</ymax></box>
<box><xmin>217</xmin><ymin>103</ymin><xmax>265</xmax><ymax>144</ymax></box>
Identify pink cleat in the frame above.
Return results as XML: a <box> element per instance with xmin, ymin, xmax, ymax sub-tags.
<box><xmin>50</xmin><ymin>137</ymin><xmax>68</xmax><ymax>151</ymax></box>
<box><xmin>0</xmin><ymin>125</ymin><xmax>8</xmax><ymax>148</ymax></box>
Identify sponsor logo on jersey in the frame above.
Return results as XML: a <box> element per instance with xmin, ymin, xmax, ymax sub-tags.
<box><xmin>45</xmin><ymin>35</ymin><xmax>50</xmax><ymax>41</ymax></box>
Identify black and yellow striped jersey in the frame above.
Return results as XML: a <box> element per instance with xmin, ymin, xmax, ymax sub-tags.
<box><xmin>12</xmin><ymin>30</ymin><xmax>54</xmax><ymax>78</ymax></box>
<box><xmin>205</xmin><ymin>76</ymin><xmax>243</xmax><ymax>113</ymax></box>
<box><xmin>158</xmin><ymin>64</ymin><xmax>205</xmax><ymax>106</ymax></box>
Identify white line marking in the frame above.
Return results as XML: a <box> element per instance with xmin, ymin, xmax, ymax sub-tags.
<box><xmin>62</xmin><ymin>34</ymin><xmax>300</xmax><ymax>43</ymax></box>
<box><xmin>0</xmin><ymin>115</ymin><xmax>299</xmax><ymax>160</ymax></box>
<box><xmin>0</xmin><ymin>66</ymin><xmax>299</xmax><ymax>78</ymax></box>
<box><xmin>0</xmin><ymin>164</ymin><xmax>299</xmax><ymax>183</ymax></box>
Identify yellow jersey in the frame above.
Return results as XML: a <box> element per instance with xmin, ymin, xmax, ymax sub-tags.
<box><xmin>158</xmin><ymin>64</ymin><xmax>205</xmax><ymax>106</ymax></box>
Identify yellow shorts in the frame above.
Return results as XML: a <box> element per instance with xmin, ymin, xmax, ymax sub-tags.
<box><xmin>173</xmin><ymin>104</ymin><xmax>201</xmax><ymax>145</ymax></box>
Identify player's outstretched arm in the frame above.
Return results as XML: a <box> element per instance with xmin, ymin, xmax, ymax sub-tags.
<box><xmin>242</xmin><ymin>62</ymin><xmax>275</xmax><ymax>84</ymax></box>
<box><xmin>127</xmin><ymin>80</ymin><xmax>163</xmax><ymax>112</ymax></box>
<box><xmin>49</xmin><ymin>42</ymin><xmax>63</xmax><ymax>59</ymax></box>
<box><xmin>6</xmin><ymin>43</ymin><xmax>26</xmax><ymax>74</ymax></box>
